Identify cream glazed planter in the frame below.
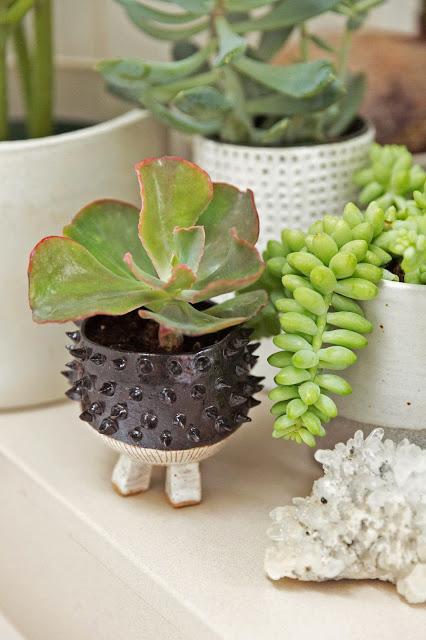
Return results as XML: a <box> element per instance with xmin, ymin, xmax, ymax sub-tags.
<box><xmin>0</xmin><ymin>59</ymin><xmax>166</xmax><ymax>409</ymax></box>
<box><xmin>192</xmin><ymin>121</ymin><xmax>375</xmax><ymax>252</ymax></box>
<box><xmin>339</xmin><ymin>280</ymin><xmax>426</xmax><ymax>431</ymax></box>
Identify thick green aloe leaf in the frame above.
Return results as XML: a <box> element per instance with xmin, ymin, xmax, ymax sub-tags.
<box><xmin>214</xmin><ymin>15</ymin><xmax>246</xmax><ymax>66</ymax></box>
<box><xmin>235</xmin><ymin>0</ymin><xmax>341</xmax><ymax>32</ymax></box>
<box><xmin>173</xmin><ymin>226</ymin><xmax>205</xmax><ymax>273</ymax></box>
<box><xmin>97</xmin><ymin>43</ymin><xmax>212</xmax><ymax>90</ymax></box>
<box><xmin>233</xmin><ymin>57</ymin><xmax>335</xmax><ymax>98</ymax></box>
<box><xmin>63</xmin><ymin>199</ymin><xmax>156</xmax><ymax>279</ymax></box>
<box><xmin>29</xmin><ymin>237</ymin><xmax>163</xmax><ymax>323</ymax></box>
<box><xmin>136</xmin><ymin>157</ymin><xmax>213</xmax><ymax>280</ymax></box>
<box><xmin>172</xmin><ymin>86</ymin><xmax>231</xmax><ymax>121</ymax></box>
<box><xmin>115</xmin><ymin>0</ymin><xmax>200</xmax><ymax>24</ymax></box>
<box><xmin>140</xmin><ymin>290</ymin><xmax>266</xmax><ymax>335</ymax></box>
<box><xmin>246</xmin><ymin>79</ymin><xmax>343</xmax><ymax>115</ymax></box>
<box><xmin>185</xmin><ymin>228</ymin><xmax>264</xmax><ymax>302</ymax></box>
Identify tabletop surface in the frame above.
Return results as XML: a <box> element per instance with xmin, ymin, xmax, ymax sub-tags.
<box><xmin>0</xmin><ymin>397</ymin><xmax>424</xmax><ymax>640</ymax></box>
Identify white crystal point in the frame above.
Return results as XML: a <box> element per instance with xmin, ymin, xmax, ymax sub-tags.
<box><xmin>265</xmin><ymin>429</ymin><xmax>426</xmax><ymax>603</ymax></box>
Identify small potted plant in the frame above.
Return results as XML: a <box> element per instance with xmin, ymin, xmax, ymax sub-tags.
<box><xmin>97</xmin><ymin>0</ymin><xmax>381</xmax><ymax>249</ymax></box>
<box><xmin>1</xmin><ymin>0</ymin><xmax>164</xmax><ymax>408</ymax></box>
<box><xmin>250</xmin><ymin>143</ymin><xmax>426</xmax><ymax>445</ymax></box>
<box><xmin>28</xmin><ymin>156</ymin><xmax>266</xmax><ymax>506</ymax></box>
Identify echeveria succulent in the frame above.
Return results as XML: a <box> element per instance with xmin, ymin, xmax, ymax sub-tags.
<box><xmin>97</xmin><ymin>0</ymin><xmax>383</xmax><ymax>146</ymax></box>
<box><xmin>29</xmin><ymin>156</ymin><xmax>266</xmax><ymax>346</ymax></box>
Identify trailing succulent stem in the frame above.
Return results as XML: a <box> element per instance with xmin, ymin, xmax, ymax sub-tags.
<box><xmin>97</xmin><ymin>0</ymin><xmax>382</xmax><ymax>145</ymax></box>
<box><xmin>0</xmin><ymin>0</ymin><xmax>54</xmax><ymax>141</ymax></box>
<box><xmin>265</xmin><ymin>204</ymin><xmax>387</xmax><ymax>446</ymax></box>
<box><xmin>28</xmin><ymin>156</ymin><xmax>267</xmax><ymax>343</ymax></box>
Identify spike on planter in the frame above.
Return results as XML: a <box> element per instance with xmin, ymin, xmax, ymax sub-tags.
<box><xmin>247</xmin><ymin>342</ymin><xmax>261</xmax><ymax>354</ymax></box>
<box><xmin>248</xmin><ymin>397</ymin><xmax>261</xmax><ymax>408</ymax></box>
<box><xmin>66</xmin><ymin>346</ymin><xmax>87</xmax><ymax>360</ymax></box>
<box><xmin>79</xmin><ymin>411</ymin><xmax>93</xmax><ymax>423</ymax></box>
<box><xmin>235</xmin><ymin>364</ymin><xmax>249</xmax><ymax>377</ymax></box>
<box><xmin>65</xmin><ymin>360</ymin><xmax>78</xmax><ymax>369</ymax></box>
<box><xmin>65</xmin><ymin>385</ymin><xmax>82</xmax><ymax>401</ymax></box>
<box><xmin>61</xmin><ymin>370</ymin><xmax>73</xmax><ymax>380</ymax></box>
<box><xmin>66</xmin><ymin>330</ymin><xmax>81</xmax><ymax>343</ymax></box>
<box><xmin>215</xmin><ymin>378</ymin><xmax>231</xmax><ymax>391</ymax></box>
<box><xmin>234</xmin><ymin>413</ymin><xmax>252</xmax><ymax>424</ymax></box>
<box><xmin>229</xmin><ymin>393</ymin><xmax>247</xmax><ymax>407</ymax></box>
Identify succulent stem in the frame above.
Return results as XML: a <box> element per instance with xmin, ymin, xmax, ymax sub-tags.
<box><xmin>158</xmin><ymin>325</ymin><xmax>184</xmax><ymax>352</ymax></box>
<box><xmin>13</xmin><ymin>21</ymin><xmax>32</xmax><ymax>126</ymax></box>
<box><xmin>29</xmin><ymin>0</ymin><xmax>53</xmax><ymax>138</ymax></box>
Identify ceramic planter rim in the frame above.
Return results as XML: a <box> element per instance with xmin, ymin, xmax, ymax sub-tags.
<box><xmin>80</xmin><ymin>316</ymin><xmax>242</xmax><ymax>357</ymax></box>
<box><xmin>0</xmin><ymin>108</ymin><xmax>145</xmax><ymax>153</ymax></box>
<box><xmin>194</xmin><ymin>117</ymin><xmax>375</xmax><ymax>153</ymax></box>
<box><xmin>378</xmin><ymin>279</ymin><xmax>426</xmax><ymax>293</ymax></box>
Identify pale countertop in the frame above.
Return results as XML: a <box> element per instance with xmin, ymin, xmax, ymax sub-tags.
<box><xmin>0</xmin><ymin>397</ymin><xmax>424</xmax><ymax>640</ymax></box>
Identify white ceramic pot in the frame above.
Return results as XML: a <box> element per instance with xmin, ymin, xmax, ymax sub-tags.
<box><xmin>339</xmin><ymin>280</ymin><xmax>426</xmax><ymax>430</ymax></box>
<box><xmin>192</xmin><ymin>121</ymin><xmax>375</xmax><ymax>252</ymax></box>
<box><xmin>0</xmin><ymin>59</ymin><xmax>166</xmax><ymax>409</ymax></box>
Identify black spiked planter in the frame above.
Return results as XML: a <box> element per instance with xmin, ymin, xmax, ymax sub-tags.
<box><xmin>64</xmin><ymin>313</ymin><xmax>262</xmax><ymax>452</ymax></box>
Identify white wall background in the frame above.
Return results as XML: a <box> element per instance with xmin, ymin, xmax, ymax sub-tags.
<box><xmin>55</xmin><ymin>0</ymin><xmax>421</xmax><ymax>61</ymax></box>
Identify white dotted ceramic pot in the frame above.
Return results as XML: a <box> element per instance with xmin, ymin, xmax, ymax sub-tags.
<box><xmin>193</xmin><ymin>120</ymin><xmax>375</xmax><ymax>252</ymax></box>
<box><xmin>339</xmin><ymin>280</ymin><xmax>426</xmax><ymax>431</ymax></box>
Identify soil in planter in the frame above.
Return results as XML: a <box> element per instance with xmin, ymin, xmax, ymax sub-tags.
<box><xmin>84</xmin><ymin>309</ymin><xmax>230</xmax><ymax>355</ymax></box>
<box><xmin>8</xmin><ymin>119</ymin><xmax>93</xmax><ymax>140</ymax></box>
<box><xmin>388</xmin><ymin>258</ymin><xmax>405</xmax><ymax>282</ymax></box>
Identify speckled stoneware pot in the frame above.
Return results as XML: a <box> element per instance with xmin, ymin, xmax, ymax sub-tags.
<box><xmin>63</xmin><ymin>316</ymin><xmax>262</xmax><ymax>506</ymax></box>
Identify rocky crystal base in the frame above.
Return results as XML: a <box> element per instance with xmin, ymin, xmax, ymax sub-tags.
<box><xmin>265</xmin><ymin>429</ymin><xmax>426</xmax><ymax>604</ymax></box>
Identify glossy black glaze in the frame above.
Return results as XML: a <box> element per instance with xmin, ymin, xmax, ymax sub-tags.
<box><xmin>64</xmin><ymin>318</ymin><xmax>263</xmax><ymax>451</ymax></box>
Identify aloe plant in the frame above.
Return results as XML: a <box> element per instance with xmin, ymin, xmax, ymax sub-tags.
<box><xmin>97</xmin><ymin>0</ymin><xmax>383</xmax><ymax>146</ymax></box>
<box><xmin>28</xmin><ymin>156</ymin><xmax>267</xmax><ymax>350</ymax></box>
<box><xmin>0</xmin><ymin>0</ymin><xmax>53</xmax><ymax>140</ymax></box>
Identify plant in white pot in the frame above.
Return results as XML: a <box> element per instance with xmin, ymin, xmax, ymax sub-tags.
<box><xmin>97</xmin><ymin>0</ymin><xmax>382</xmax><ymax>250</ymax></box>
<box><xmin>0</xmin><ymin>0</ymin><xmax>165</xmax><ymax>408</ymax></box>
<box><xmin>250</xmin><ymin>143</ymin><xmax>426</xmax><ymax>445</ymax></box>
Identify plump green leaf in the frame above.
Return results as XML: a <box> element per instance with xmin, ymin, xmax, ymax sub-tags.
<box><xmin>173</xmin><ymin>226</ymin><xmax>205</xmax><ymax>273</ymax></box>
<box><xmin>233</xmin><ymin>57</ymin><xmax>335</xmax><ymax>98</ymax></box>
<box><xmin>139</xmin><ymin>299</ymin><xmax>249</xmax><ymax>335</ymax></box>
<box><xmin>143</xmin><ymin>92</ymin><xmax>224</xmax><ymax>135</ymax></box>
<box><xmin>204</xmin><ymin>289</ymin><xmax>267</xmax><ymax>320</ymax></box>
<box><xmin>63</xmin><ymin>199</ymin><xmax>156</xmax><ymax>279</ymax></box>
<box><xmin>123</xmin><ymin>15</ymin><xmax>208</xmax><ymax>40</ymax></box>
<box><xmin>97</xmin><ymin>43</ymin><xmax>213</xmax><ymax>90</ymax></box>
<box><xmin>246</xmin><ymin>79</ymin><xmax>343</xmax><ymax>116</ymax></box>
<box><xmin>164</xmin><ymin>0</ymin><xmax>213</xmax><ymax>12</ymax></box>
<box><xmin>136</xmin><ymin>157</ymin><xmax>213</xmax><ymax>280</ymax></box>
<box><xmin>251</xmin><ymin>117</ymin><xmax>289</xmax><ymax>145</ymax></box>
<box><xmin>172</xmin><ymin>86</ymin><xmax>231</xmax><ymax>120</ymax></box>
<box><xmin>214</xmin><ymin>15</ymin><xmax>246</xmax><ymax>66</ymax></box>
<box><xmin>234</xmin><ymin>0</ymin><xmax>342</xmax><ymax>33</ymax></box>
<box><xmin>184</xmin><ymin>227</ymin><xmax>264</xmax><ymax>301</ymax></box>
<box><xmin>115</xmin><ymin>0</ymin><xmax>200</xmax><ymax>24</ymax></box>
<box><xmin>255</xmin><ymin>26</ymin><xmax>293</xmax><ymax>61</ymax></box>
<box><xmin>225</xmin><ymin>0</ymin><xmax>276</xmax><ymax>9</ymax></box>
<box><xmin>29</xmin><ymin>237</ymin><xmax>163</xmax><ymax>323</ymax></box>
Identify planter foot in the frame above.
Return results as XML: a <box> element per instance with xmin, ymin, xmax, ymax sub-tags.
<box><xmin>112</xmin><ymin>455</ymin><xmax>152</xmax><ymax>497</ymax></box>
<box><xmin>165</xmin><ymin>463</ymin><xmax>201</xmax><ymax>508</ymax></box>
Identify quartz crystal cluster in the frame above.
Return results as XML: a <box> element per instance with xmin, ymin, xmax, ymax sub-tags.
<box><xmin>265</xmin><ymin>429</ymin><xmax>426</xmax><ymax>604</ymax></box>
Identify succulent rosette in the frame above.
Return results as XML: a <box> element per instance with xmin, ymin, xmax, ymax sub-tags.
<box><xmin>29</xmin><ymin>156</ymin><xmax>266</xmax><ymax>342</ymax></box>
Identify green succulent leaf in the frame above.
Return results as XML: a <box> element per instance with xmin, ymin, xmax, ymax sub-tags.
<box><xmin>225</xmin><ymin>0</ymin><xmax>276</xmax><ymax>9</ymax></box>
<box><xmin>171</xmin><ymin>86</ymin><xmax>231</xmax><ymax>120</ymax></box>
<box><xmin>164</xmin><ymin>0</ymin><xmax>213</xmax><ymax>12</ymax></box>
<box><xmin>214</xmin><ymin>15</ymin><xmax>247</xmax><ymax>66</ymax></box>
<box><xmin>143</xmin><ymin>91</ymin><xmax>224</xmax><ymax>135</ymax></box>
<box><xmin>173</xmin><ymin>225</ymin><xmax>205</xmax><ymax>273</ymax></box>
<box><xmin>123</xmin><ymin>15</ymin><xmax>209</xmax><ymax>40</ymax></box>
<box><xmin>327</xmin><ymin>73</ymin><xmax>366</xmax><ymax>138</ymax></box>
<box><xmin>247</xmin><ymin>79</ymin><xmax>343</xmax><ymax>116</ymax></box>
<box><xmin>29</xmin><ymin>237</ymin><xmax>163</xmax><ymax>323</ymax></box>
<box><xmin>255</xmin><ymin>26</ymin><xmax>293</xmax><ymax>61</ymax></box>
<box><xmin>205</xmin><ymin>289</ymin><xmax>267</xmax><ymax>320</ymax></box>
<box><xmin>115</xmin><ymin>0</ymin><xmax>200</xmax><ymax>25</ymax></box>
<box><xmin>136</xmin><ymin>156</ymin><xmax>213</xmax><ymax>279</ymax></box>
<box><xmin>63</xmin><ymin>199</ymin><xmax>156</xmax><ymax>279</ymax></box>
<box><xmin>139</xmin><ymin>292</ymin><xmax>266</xmax><ymax>336</ymax></box>
<box><xmin>234</xmin><ymin>0</ymin><xmax>342</xmax><ymax>33</ymax></box>
<box><xmin>233</xmin><ymin>57</ymin><xmax>335</xmax><ymax>98</ymax></box>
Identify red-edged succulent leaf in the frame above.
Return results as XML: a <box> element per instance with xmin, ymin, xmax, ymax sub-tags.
<box><xmin>173</xmin><ymin>225</ymin><xmax>205</xmax><ymax>274</ymax></box>
<box><xmin>29</xmin><ymin>237</ymin><xmax>165</xmax><ymax>323</ymax></box>
<box><xmin>136</xmin><ymin>156</ymin><xmax>213</xmax><ymax>280</ymax></box>
<box><xmin>63</xmin><ymin>199</ymin><xmax>156</xmax><ymax>279</ymax></box>
<box><xmin>139</xmin><ymin>290</ymin><xmax>267</xmax><ymax>335</ymax></box>
<box><xmin>181</xmin><ymin>227</ymin><xmax>264</xmax><ymax>302</ymax></box>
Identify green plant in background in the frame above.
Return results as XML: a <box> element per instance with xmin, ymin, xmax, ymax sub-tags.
<box><xmin>0</xmin><ymin>0</ymin><xmax>53</xmax><ymax>140</ymax></box>
<box><xmin>355</xmin><ymin>143</ymin><xmax>426</xmax><ymax>284</ymax></box>
<box><xmin>28</xmin><ymin>156</ymin><xmax>267</xmax><ymax>350</ymax></box>
<box><xmin>98</xmin><ymin>0</ymin><xmax>383</xmax><ymax>146</ymax></box>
